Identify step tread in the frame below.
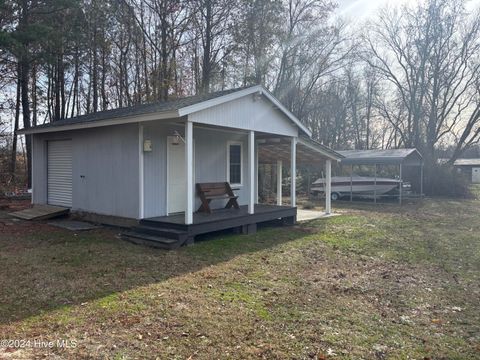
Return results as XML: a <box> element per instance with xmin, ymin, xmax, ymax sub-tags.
<box><xmin>139</xmin><ymin>219</ymin><xmax>188</xmax><ymax>230</ymax></box>
<box><xmin>135</xmin><ymin>225</ymin><xmax>188</xmax><ymax>235</ymax></box>
<box><xmin>122</xmin><ymin>231</ymin><xmax>179</xmax><ymax>244</ymax></box>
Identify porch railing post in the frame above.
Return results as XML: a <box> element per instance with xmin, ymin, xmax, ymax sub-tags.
<box><xmin>291</xmin><ymin>137</ymin><xmax>297</xmax><ymax>207</ymax></box>
<box><xmin>248</xmin><ymin>130</ymin><xmax>255</xmax><ymax>214</ymax></box>
<box><xmin>325</xmin><ymin>159</ymin><xmax>332</xmax><ymax>214</ymax></box>
<box><xmin>185</xmin><ymin>121</ymin><xmax>193</xmax><ymax>225</ymax></box>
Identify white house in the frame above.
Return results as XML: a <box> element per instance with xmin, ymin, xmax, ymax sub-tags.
<box><xmin>19</xmin><ymin>85</ymin><xmax>342</xmax><ymax>248</ymax></box>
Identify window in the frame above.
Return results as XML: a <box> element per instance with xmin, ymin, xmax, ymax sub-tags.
<box><xmin>227</xmin><ymin>142</ymin><xmax>242</xmax><ymax>185</ymax></box>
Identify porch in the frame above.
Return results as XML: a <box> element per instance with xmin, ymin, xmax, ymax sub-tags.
<box><xmin>123</xmin><ymin>204</ymin><xmax>296</xmax><ymax>250</ymax></box>
<box><xmin>125</xmin><ymin>118</ymin><xmax>343</xmax><ymax>249</ymax></box>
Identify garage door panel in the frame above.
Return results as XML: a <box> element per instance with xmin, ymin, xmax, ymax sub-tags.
<box><xmin>48</xmin><ymin>140</ymin><xmax>72</xmax><ymax>207</ymax></box>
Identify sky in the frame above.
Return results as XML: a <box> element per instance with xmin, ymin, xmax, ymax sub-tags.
<box><xmin>335</xmin><ymin>0</ymin><xmax>480</xmax><ymax>21</ymax></box>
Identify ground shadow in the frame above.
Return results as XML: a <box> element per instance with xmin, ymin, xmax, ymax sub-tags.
<box><xmin>0</xmin><ymin>213</ymin><xmax>327</xmax><ymax>325</ymax></box>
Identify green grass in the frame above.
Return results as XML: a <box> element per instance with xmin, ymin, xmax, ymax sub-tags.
<box><xmin>0</xmin><ymin>196</ymin><xmax>479</xmax><ymax>359</ymax></box>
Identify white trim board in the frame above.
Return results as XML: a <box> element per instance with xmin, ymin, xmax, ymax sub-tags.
<box><xmin>19</xmin><ymin>111</ymin><xmax>179</xmax><ymax>135</ymax></box>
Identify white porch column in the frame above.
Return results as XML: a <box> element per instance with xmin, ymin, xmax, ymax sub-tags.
<box><xmin>185</xmin><ymin>121</ymin><xmax>194</xmax><ymax>225</ymax></box>
<box><xmin>255</xmin><ymin>141</ymin><xmax>259</xmax><ymax>203</ymax></box>
<box><xmin>325</xmin><ymin>159</ymin><xmax>332</xmax><ymax>214</ymax></box>
<box><xmin>291</xmin><ymin>137</ymin><xmax>297</xmax><ymax>207</ymax></box>
<box><xmin>138</xmin><ymin>124</ymin><xmax>144</xmax><ymax>219</ymax></box>
<box><xmin>248</xmin><ymin>130</ymin><xmax>255</xmax><ymax>214</ymax></box>
<box><xmin>277</xmin><ymin>160</ymin><xmax>283</xmax><ymax>206</ymax></box>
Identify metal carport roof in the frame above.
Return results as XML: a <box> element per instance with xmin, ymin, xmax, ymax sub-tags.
<box><xmin>338</xmin><ymin>149</ymin><xmax>423</xmax><ymax>166</ymax></box>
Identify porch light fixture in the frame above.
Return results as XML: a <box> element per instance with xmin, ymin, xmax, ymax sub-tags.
<box><xmin>172</xmin><ymin>130</ymin><xmax>185</xmax><ymax>145</ymax></box>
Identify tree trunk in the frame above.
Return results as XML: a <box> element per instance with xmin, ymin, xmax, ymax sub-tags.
<box><xmin>201</xmin><ymin>0</ymin><xmax>212</xmax><ymax>94</ymax></box>
<box><xmin>10</xmin><ymin>65</ymin><xmax>21</xmax><ymax>178</ymax></box>
<box><xmin>20</xmin><ymin>58</ymin><xmax>32</xmax><ymax>188</ymax></box>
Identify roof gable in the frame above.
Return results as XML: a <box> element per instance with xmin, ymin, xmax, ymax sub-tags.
<box><xmin>187</xmin><ymin>90</ymin><xmax>301</xmax><ymax>137</ymax></box>
<box><xmin>19</xmin><ymin>85</ymin><xmax>311</xmax><ymax>137</ymax></box>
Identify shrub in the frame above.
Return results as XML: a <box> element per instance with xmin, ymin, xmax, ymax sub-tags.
<box><xmin>427</xmin><ymin>165</ymin><xmax>472</xmax><ymax>198</ymax></box>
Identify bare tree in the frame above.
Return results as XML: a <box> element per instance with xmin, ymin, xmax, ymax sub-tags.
<box><xmin>363</xmin><ymin>0</ymin><xmax>480</xmax><ymax>181</ymax></box>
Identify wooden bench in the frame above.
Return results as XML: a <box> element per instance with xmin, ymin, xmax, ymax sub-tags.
<box><xmin>196</xmin><ymin>182</ymin><xmax>240</xmax><ymax>213</ymax></box>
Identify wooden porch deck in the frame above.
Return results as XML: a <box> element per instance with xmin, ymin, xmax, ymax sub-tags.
<box><xmin>122</xmin><ymin>204</ymin><xmax>296</xmax><ymax>250</ymax></box>
<box><xmin>142</xmin><ymin>204</ymin><xmax>296</xmax><ymax>232</ymax></box>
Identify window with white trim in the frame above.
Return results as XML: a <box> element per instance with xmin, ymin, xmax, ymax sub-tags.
<box><xmin>227</xmin><ymin>142</ymin><xmax>242</xmax><ymax>186</ymax></box>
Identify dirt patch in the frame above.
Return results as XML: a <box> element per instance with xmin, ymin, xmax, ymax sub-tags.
<box><xmin>0</xmin><ymin>198</ymin><xmax>31</xmax><ymax>212</ymax></box>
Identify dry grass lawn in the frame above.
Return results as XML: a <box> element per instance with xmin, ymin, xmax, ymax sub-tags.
<box><xmin>0</xmin><ymin>190</ymin><xmax>479</xmax><ymax>359</ymax></box>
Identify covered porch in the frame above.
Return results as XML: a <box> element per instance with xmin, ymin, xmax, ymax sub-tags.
<box><xmin>141</xmin><ymin>121</ymin><xmax>340</xmax><ymax>225</ymax></box>
<box><xmin>127</xmin><ymin>120</ymin><xmax>342</xmax><ymax>248</ymax></box>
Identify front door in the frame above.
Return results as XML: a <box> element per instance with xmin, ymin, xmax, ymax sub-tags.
<box><xmin>167</xmin><ymin>136</ymin><xmax>186</xmax><ymax>214</ymax></box>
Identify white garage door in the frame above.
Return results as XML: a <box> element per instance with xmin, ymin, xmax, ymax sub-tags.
<box><xmin>47</xmin><ymin>140</ymin><xmax>73</xmax><ymax>207</ymax></box>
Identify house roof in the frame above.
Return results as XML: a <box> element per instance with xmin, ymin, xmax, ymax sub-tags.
<box><xmin>338</xmin><ymin>148</ymin><xmax>423</xmax><ymax>165</ymax></box>
<box><xmin>18</xmin><ymin>85</ymin><xmax>312</xmax><ymax>136</ymax></box>
<box><xmin>298</xmin><ymin>136</ymin><xmax>344</xmax><ymax>161</ymax></box>
<box><xmin>453</xmin><ymin>158</ymin><xmax>480</xmax><ymax>167</ymax></box>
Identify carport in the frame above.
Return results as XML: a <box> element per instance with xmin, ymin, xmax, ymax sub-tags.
<box><xmin>257</xmin><ymin>136</ymin><xmax>343</xmax><ymax>214</ymax></box>
<box><xmin>337</xmin><ymin>149</ymin><xmax>424</xmax><ymax>204</ymax></box>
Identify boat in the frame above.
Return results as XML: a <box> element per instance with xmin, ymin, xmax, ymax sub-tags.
<box><xmin>311</xmin><ymin>175</ymin><xmax>402</xmax><ymax>200</ymax></box>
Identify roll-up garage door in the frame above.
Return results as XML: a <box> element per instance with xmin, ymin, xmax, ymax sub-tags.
<box><xmin>47</xmin><ymin>140</ymin><xmax>73</xmax><ymax>207</ymax></box>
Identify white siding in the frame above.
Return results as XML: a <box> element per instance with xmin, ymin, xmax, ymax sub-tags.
<box><xmin>188</xmin><ymin>95</ymin><xmax>299</xmax><ymax>137</ymax></box>
<box><xmin>32</xmin><ymin>124</ymin><xmax>140</xmax><ymax>219</ymax></box>
<box><xmin>142</xmin><ymin>125</ymin><xmax>253</xmax><ymax>217</ymax></box>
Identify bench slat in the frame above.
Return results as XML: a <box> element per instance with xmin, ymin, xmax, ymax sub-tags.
<box><xmin>204</xmin><ymin>194</ymin><xmax>238</xmax><ymax>200</ymax></box>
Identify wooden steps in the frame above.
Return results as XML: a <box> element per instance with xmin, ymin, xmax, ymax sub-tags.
<box><xmin>121</xmin><ymin>224</ymin><xmax>191</xmax><ymax>250</ymax></box>
<box><xmin>122</xmin><ymin>231</ymin><xmax>184</xmax><ymax>250</ymax></box>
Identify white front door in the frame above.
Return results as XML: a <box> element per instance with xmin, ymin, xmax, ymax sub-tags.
<box><xmin>473</xmin><ymin>167</ymin><xmax>480</xmax><ymax>184</ymax></box>
<box><xmin>167</xmin><ymin>136</ymin><xmax>187</xmax><ymax>214</ymax></box>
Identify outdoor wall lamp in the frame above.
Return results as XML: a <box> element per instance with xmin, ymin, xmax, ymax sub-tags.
<box><xmin>172</xmin><ymin>130</ymin><xmax>185</xmax><ymax>145</ymax></box>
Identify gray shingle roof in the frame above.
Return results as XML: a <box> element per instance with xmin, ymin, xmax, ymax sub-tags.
<box><xmin>27</xmin><ymin>86</ymin><xmax>253</xmax><ymax>131</ymax></box>
<box><xmin>338</xmin><ymin>148</ymin><xmax>423</xmax><ymax>165</ymax></box>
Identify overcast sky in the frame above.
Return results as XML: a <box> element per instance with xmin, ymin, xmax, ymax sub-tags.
<box><xmin>335</xmin><ymin>0</ymin><xmax>480</xmax><ymax>21</ymax></box>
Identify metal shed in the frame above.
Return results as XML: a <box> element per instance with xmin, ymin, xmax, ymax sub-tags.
<box><xmin>337</xmin><ymin>149</ymin><xmax>424</xmax><ymax>204</ymax></box>
<box><xmin>452</xmin><ymin>159</ymin><xmax>480</xmax><ymax>183</ymax></box>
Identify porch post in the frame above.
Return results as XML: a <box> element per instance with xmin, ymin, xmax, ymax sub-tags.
<box><xmin>255</xmin><ymin>140</ymin><xmax>259</xmax><ymax>203</ymax></box>
<box><xmin>420</xmin><ymin>163</ymin><xmax>424</xmax><ymax>198</ymax></box>
<box><xmin>185</xmin><ymin>121</ymin><xmax>193</xmax><ymax>225</ymax></box>
<box><xmin>248</xmin><ymin>130</ymin><xmax>255</xmax><ymax>214</ymax></box>
<box><xmin>325</xmin><ymin>159</ymin><xmax>332</xmax><ymax>214</ymax></box>
<box><xmin>277</xmin><ymin>160</ymin><xmax>282</xmax><ymax>206</ymax></box>
<box><xmin>399</xmin><ymin>163</ymin><xmax>403</xmax><ymax>205</ymax></box>
<box><xmin>138</xmin><ymin>124</ymin><xmax>144</xmax><ymax>219</ymax></box>
<box><xmin>291</xmin><ymin>137</ymin><xmax>297</xmax><ymax>207</ymax></box>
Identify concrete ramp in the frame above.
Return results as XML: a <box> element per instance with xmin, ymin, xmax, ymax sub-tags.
<box><xmin>9</xmin><ymin>205</ymin><xmax>69</xmax><ymax>221</ymax></box>
<box><xmin>296</xmin><ymin>209</ymin><xmax>339</xmax><ymax>222</ymax></box>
